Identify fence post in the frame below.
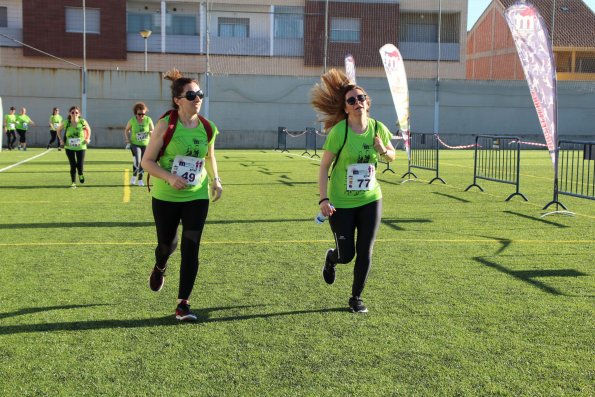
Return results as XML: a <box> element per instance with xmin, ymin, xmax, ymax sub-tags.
<box><xmin>275</xmin><ymin>127</ymin><xmax>288</xmax><ymax>153</ymax></box>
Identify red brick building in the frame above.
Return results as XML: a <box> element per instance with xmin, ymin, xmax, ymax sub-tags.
<box><xmin>467</xmin><ymin>0</ymin><xmax>595</xmax><ymax>80</ymax></box>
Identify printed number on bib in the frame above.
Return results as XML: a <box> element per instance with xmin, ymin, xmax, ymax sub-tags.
<box><xmin>347</xmin><ymin>163</ymin><xmax>376</xmax><ymax>191</ymax></box>
<box><xmin>68</xmin><ymin>138</ymin><xmax>81</xmax><ymax>147</ymax></box>
<box><xmin>22</xmin><ymin>123</ymin><xmax>29</xmax><ymax>129</ymax></box>
<box><xmin>53</xmin><ymin>123</ymin><xmax>60</xmax><ymax>130</ymax></box>
<box><xmin>136</xmin><ymin>132</ymin><xmax>147</xmax><ymax>141</ymax></box>
<box><xmin>171</xmin><ymin>155</ymin><xmax>204</xmax><ymax>186</ymax></box>
<box><xmin>8</xmin><ymin>123</ymin><xmax>15</xmax><ymax>130</ymax></box>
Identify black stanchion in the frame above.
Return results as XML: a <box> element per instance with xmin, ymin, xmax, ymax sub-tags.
<box><xmin>275</xmin><ymin>127</ymin><xmax>288</xmax><ymax>153</ymax></box>
<box><xmin>302</xmin><ymin>127</ymin><xmax>320</xmax><ymax>158</ymax></box>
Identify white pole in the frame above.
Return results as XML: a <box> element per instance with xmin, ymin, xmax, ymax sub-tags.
<box><xmin>433</xmin><ymin>0</ymin><xmax>441</xmax><ymax>135</ymax></box>
<box><xmin>323</xmin><ymin>0</ymin><xmax>329</xmax><ymax>73</ymax></box>
<box><xmin>204</xmin><ymin>0</ymin><xmax>210</xmax><ymax>118</ymax></box>
<box><xmin>82</xmin><ymin>0</ymin><xmax>87</xmax><ymax>119</ymax></box>
<box><xmin>144</xmin><ymin>37</ymin><xmax>148</xmax><ymax>71</ymax></box>
<box><xmin>0</xmin><ymin>97</ymin><xmax>3</xmax><ymax>152</ymax></box>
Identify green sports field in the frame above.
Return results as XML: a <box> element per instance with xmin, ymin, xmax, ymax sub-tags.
<box><xmin>0</xmin><ymin>148</ymin><xmax>593</xmax><ymax>396</ymax></box>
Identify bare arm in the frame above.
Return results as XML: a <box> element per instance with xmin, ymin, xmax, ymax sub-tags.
<box><xmin>124</xmin><ymin>120</ymin><xmax>132</xmax><ymax>144</ymax></box>
<box><xmin>373</xmin><ymin>136</ymin><xmax>396</xmax><ymax>162</ymax></box>
<box><xmin>318</xmin><ymin>150</ymin><xmax>336</xmax><ymax>217</ymax></box>
<box><xmin>205</xmin><ymin>143</ymin><xmax>222</xmax><ymax>202</ymax></box>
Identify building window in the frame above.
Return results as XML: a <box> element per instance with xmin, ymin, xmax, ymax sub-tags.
<box><xmin>127</xmin><ymin>13</ymin><xmax>159</xmax><ymax>34</ymax></box>
<box><xmin>0</xmin><ymin>7</ymin><xmax>7</xmax><ymax>28</ymax></box>
<box><xmin>218</xmin><ymin>17</ymin><xmax>249</xmax><ymax>38</ymax></box>
<box><xmin>330</xmin><ymin>18</ymin><xmax>360</xmax><ymax>43</ymax></box>
<box><xmin>576</xmin><ymin>53</ymin><xmax>595</xmax><ymax>73</ymax></box>
<box><xmin>274</xmin><ymin>6</ymin><xmax>303</xmax><ymax>39</ymax></box>
<box><xmin>406</xmin><ymin>23</ymin><xmax>438</xmax><ymax>42</ymax></box>
<box><xmin>66</xmin><ymin>7</ymin><xmax>100</xmax><ymax>34</ymax></box>
<box><xmin>169</xmin><ymin>15</ymin><xmax>197</xmax><ymax>36</ymax></box>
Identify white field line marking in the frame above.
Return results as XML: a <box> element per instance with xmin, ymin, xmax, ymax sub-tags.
<box><xmin>0</xmin><ymin>150</ymin><xmax>51</xmax><ymax>173</ymax></box>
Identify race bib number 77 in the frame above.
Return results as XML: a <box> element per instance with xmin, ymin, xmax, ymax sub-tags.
<box><xmin>347</xmin><ymin>163</ymin><xmax>376</xmax><ymax>191</ymax></box>
<box><xmin>171</xmin><ymin>155</ymin><xmax>204</xmax><ymax>186</ymax></box>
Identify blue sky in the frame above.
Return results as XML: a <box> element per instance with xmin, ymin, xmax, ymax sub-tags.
<box><xmin>467</xmin><ymin>0</ymin><xmax>595</xmax><ymax>30</ymax></box>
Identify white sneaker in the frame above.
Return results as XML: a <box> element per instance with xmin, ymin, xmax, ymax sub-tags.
<box><xmin>130</xmin><ymin>175</ymin><xmax>137</xmax><ymax>185</ymax></box>
<box><xmin>137</xmin><ymin>180</ymin><xmax>145</xmax><ymax>187</ymax></box>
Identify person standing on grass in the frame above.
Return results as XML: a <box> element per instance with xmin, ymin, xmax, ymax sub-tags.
<box><xmin>3</xmin><ymin>106</ymin><xmax>17</xmax><ymax>150</ymax></box>
<box><xmin>124</xmin><ymin>102</ymin><xmax>154</xmax><ymax>187</ymax></box>
<box><xmin>57</xmin><ymin>106</ymin><xmax>91</xmax><ymax>188</ymax></box>
<box><xmin>141</xmin><ymin>68</ymin><xmax>222</xmax><ymax>322</ymax></box>
<box><xmin>15</xmin><ymin>107</ymin><xmax>35</xmax><ymax>151</ymax></box>
<box><xmin>47</xmin><ymin>107</ymin><xmax>63</xmax><ymax>150</ymax></box>
<box><xmin>311</xmin><ymin>68</ymin><xmax>396</xmax><ymax>313</ymax></box>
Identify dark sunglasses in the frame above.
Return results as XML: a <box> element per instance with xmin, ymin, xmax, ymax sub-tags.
<box><xmin>346</xmin><ymin>94</ymin><xmax>367</xmax><ymax>106</ymax></box>
<box><xmin>70</xmin><ymin>111</ymin><xmax>79</xmax><ymax>115</ymax></box>
<box><xmin>137</xmin><ymin>112</ymin><xmax>146</xmax><ymax>116</ymax></box>
<box><xmin>180</xmin><ymin>90</ymin><xmax>204</xmax><ymax>101</ymax></box>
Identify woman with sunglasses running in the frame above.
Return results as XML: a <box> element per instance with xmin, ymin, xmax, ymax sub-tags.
<box><xmin>311</xmin><ymin>69</ymin><xmax>396</xmax><ymax>313</ymax></box>
<box><xmin>141</xmin><ymin>68</ymin><xmax>222</xmax><ymax>321</ymax></box>
<box><xmin>124</xmin><ymin>102</ymin><xmax>154</xmax><ymax>187</ymax></box>
<box><xmin>58</xmin><ymin>106</ymin><xmax>91</xmax><ymax>188</ymax></box>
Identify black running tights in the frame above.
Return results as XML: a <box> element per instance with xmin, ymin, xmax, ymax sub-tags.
<box><xmin>328</xmin><ymin>199</ymin><xmax>382</xmax><ymax>298</ymax></box>
<box><xmin>152</xmin><ymin>198</ymin><xmax>209</xmax><ymax>301</ymax></box>
<box><xmin>65</xmin><ymin>149</ymin><xmax>86</xmax><ymax>183</ymax></box>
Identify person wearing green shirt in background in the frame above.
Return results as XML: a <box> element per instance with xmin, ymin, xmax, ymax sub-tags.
<box><xmin>311</xmin><ymin>69</ymin><xmax>396</xmax><ymax>314</ymax></box>
<box><xmin>47</xmin><ymin>107</ymin><xmax>63</xmax><ymax>150</ymax></box>
<box><xmin>57</xmin><ymin>106</ymin><xmax>91</xmax><ymax>188</ymax></box>
<box><xmin>141</xmin><ymin>68</ymin><xmax>222</xmax><ymax>322</ymax></box>
<box><xmin>3</xmin><ymin>106</ymin><xmax>17</xmax><ymax>150</ymax></box>
<box><xmin>15</xmin><ymin>107</ymin><xmax>36</xmax><ymax>151</ymax></box>
<box><xmin>124</xmin><ymin>102</ymin><xmax>154</xmax><ymax>187</ymax></box>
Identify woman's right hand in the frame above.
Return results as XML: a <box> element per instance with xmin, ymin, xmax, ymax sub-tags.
<box><xmin>320</xmin><ymin>201</ymin><xmax>335</xmax><ymax>218</ymax></box>
<box><xmin>167</xmin><ymin>174</ymin><xmax>188</xmax><ymax>190</ymax></box>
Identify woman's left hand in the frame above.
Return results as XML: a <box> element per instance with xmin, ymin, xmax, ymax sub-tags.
<box><xmin>211</xmin><ymin>179</ymin><xmax>223</xmax><ymax>202</ymax></box>
<box><xmin>373</xmin><ymin>136</ymin><xmax>386</xmax><ymax>155</ymax></box>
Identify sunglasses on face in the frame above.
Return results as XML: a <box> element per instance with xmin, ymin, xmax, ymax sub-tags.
<box><xmin>180</xmin><ymin>90</ymin><xmax>204</xmax><ymax>101</ymax></box>
<box><xmin>345</xmin><ymin>94</ymin><xmax>367</xmax><ymax>106</ymax></box>
<box><xmin>70</xmin><ymin>111</ymin><xmax>79</xmax><ymax>115</ymax></box>
<box><xmin>137</xmin><ymin>112</ymin><xmax>146</xmax><ymax>116</ymax></box>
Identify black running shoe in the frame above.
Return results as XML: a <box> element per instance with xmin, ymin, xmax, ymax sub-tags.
<box><xmin>148</xmin><ymin>265</ymin><xmax>166</xmax><ymax>292</ymax></box>
<box><xmin>175</xmin><ymin>301</ymin><xmax>197</xmax><ymax>321</ymax></box>
<box><xmin>79</xmin><ymin>175</ymin><xmax>85</xmax><ymax>184</ymax></box>
<box><xmin>348</xmin><ymin>296</ymin><xmax>368</xmax><ymax>313</ymax></box>
<box><xmin>322</xmin><ymin>249</ymin><xmax>336</xmax><ymax>285</ymax></box>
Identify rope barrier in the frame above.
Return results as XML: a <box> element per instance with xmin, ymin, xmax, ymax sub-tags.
<box><xmin>435</xmin><ymin>134</ymin><xmax>479</xmax><ymax>149</ymax></box>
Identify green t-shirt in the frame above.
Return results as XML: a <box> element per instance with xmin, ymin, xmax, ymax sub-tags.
<box><xmin>50</xmin><ymin>114</ymin><xmax>63</xmax><ymax>131</ymax></box>
<box><xmin>63</xmin><ymin>118</ymin><xmax>89</xmax><ymax>151</ymax></box>
<box><xmin>129</xmin><ymin>116</ymin><xmax>153</xmax><ymax>147</ymax></box>
<box><xmin>152</xmin><ymin>115</ymin><xmax>218</xmax><ymax>202</ymax></box>
<box><xmin>322</xmin><ymin>118</ymin><xmax>392</xmax><ymax>208</ymax></box>
<box><xmin>4</xmin><ymin>114</ymin><xmax>17</xmax><ymax>131</ymax></box>
<box><xmin>15</xmin><ymin>115</ymin><xmax>32</xmax><ymax>131</ymax></box>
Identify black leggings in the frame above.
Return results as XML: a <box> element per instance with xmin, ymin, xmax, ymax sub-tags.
<box><xmin>5</xmin><ymin>131</ymin><xmax>16</xmax><ymax>148</ymax></box>
<box><xmin>48</xmin><ymin>130</ymin><xmax>60</xmax><ymax>147</ymax></box>
<box><xmin>152</xmin><ymin>197</ymin><xmax>209</xmax><ymax>301</ymax></box>
<box><xmin>16</xmin><ymin>129</ymin><xmax>26</xmax><ymax>143</ymax></box>
<box><xmin>129</xmin><ymin>144</ymin><xmax>146</xmax><ymax>179</ymax></box>
<box><xmin>65</xmin><ymin>149</ymin><xmax>86</xmax><ymax>183</ymax></box>
<box><xmin>328</xmin><ymin>199</ymin><xmax>382</xmax><ymax>298</ymax></box>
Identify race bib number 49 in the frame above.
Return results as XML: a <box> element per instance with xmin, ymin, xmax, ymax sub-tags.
<box><xmin>171</xmin><ymin>155</ymin><xmax>204</xmax><ymax>186</ymax></box>
<box><xmin>347</xmin><ymin>163</ymin><xmax>376</xmax><ymax>191</ymax></box>
<box><xmin>136</xmin><ymin>132</ymin><xmax>147</xmax><ymax>141</ymax></box>
<box><xmin>68</xmin><ymin>138</ymin><xmax>81</xmax><ymax>147</ymax></box>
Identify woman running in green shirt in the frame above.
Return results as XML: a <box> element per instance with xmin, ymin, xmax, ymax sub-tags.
<box><xmin>3</xmin><ymin>106</ymin><xmax>17</xmax><ymax>150</ymax></box>
<box><xmin>58</xmin><ymin>106</ymin><xmax>91</xmax><ymax>188</ymax></box>
<box><xmin>15</xmin><ymin>107</ymin><xmax>36</xmax><ymax>151</ymax></box>
<box><xmin>142</xmin><ymin>68</ymin><xmax>223</xmax><ymax>321</ymax></box>
<box><xmin>47</xmin><ymin>107</ymin><xmax>63</xmax><ymax>150</ymax></box>
<box><xmin>124</xmin><ymin>102</ymin><xmax>154</xmax><ymax>187</ymax></box>
<box><xmin>312</xmin><ymin>69</ymin><xmax>396</xmax><ymax>313</ymax></box>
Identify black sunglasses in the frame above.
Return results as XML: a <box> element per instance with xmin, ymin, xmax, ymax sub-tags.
<box><xmin>137</xmin><ymin>112</ymin><xmax>146</xmax><ymax>116</ymax></box>
<box><xmin>346</xmin><ymin>94</ymin><xmax>367</xmax><ymax>106</ymax></box>
<box><xmin>180</xmin><ymin>90</ymin><xmax>204</xmax><ymax>101</ymax></box>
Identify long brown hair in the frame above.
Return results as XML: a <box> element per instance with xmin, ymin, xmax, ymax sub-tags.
<box><xmin>163</xmin><ymin>68</ymin><xmax>197</xmax><ymax>110</ymax></box>
<box><xmin>310</xmin><ymin>68</ymin><xmax>371</xmax><ymax>133</ymax></box>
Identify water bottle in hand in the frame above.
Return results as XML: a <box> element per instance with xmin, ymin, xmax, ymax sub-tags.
<box><xmin>315</xmin><ymin>205</ymin><xmax>334</xmax><ymax>224</ymax></box>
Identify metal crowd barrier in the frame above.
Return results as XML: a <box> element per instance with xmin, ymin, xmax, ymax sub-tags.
<box><xmin>465</xmin><ymin>135</ymin><xmax>527</xmax><ymax>201</ymax></box>
<box><xmin>544</xmin><ymin>139</ymin><xmax>595</xmax><ymax>212</ymax></box>
<box><xmin>402</xmin><ymin>132</ymin><xmax>446</xmax><ymax>184</ymax></box>
<box><xmin>302</xmin><ymin>127</ymin><xmax>320</xmax><ymax>158</ymax></box>
<box><xmin>274</xmin><ymin>127</ymin><xmax>288</xmax><ymax>153</ymax></box>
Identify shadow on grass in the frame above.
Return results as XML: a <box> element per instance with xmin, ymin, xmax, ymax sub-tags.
<box><xmin>432</xmin><ymin>192</ymin><xmax>471</xmax><ymax>203</ymax></box>
<box><xmin>0</xmin><ymin>218</ymin><xmax>314</xmax><ymax>230</ymax></box>
<box><xmin>477</xmin><ymin>235</ymin><xmax>512</xmax><ymax>255</ymax></box>
<box><xmin>0</xmin><ymin>304</ymin><xmax>110</xmax><ymax>320</ymax></box>
<box><xmin>382</xmin><ymin>218</ymin><xmax>432</xmax><ymax>231</ymax></box>
<box><xmin>0</xmin><ymin>306</ymin><xmax>347</xmax><ymax>335</ymax></box>
<box><xmin>473</xmin><ymin>256</ymin><xmax>587</xmax><ymax>296</ymax></box>
<box><xmin>503</xmin><ymin>210</ymin><xmax>569</xmax><ymax>228</ymax></box>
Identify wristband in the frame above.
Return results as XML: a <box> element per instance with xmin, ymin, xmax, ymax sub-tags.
<box><xmin>213</xmin><ymin>177</ymin><xmax>222</xmax><ymax>183</ymax></box>
<box><xmin>318</xmin><ymin>198</ymin><xmax>329</xmax><ymax>205</ymax></box>
<box><xmin>381</xmin><ymin>150</ymin><xmax>388</xmax><ymax>156</ymax></box>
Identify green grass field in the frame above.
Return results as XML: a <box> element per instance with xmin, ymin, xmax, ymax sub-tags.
<box><xmin>0</xmin><ymin>148</ymin><xmax>593</xmax><ymax>397</ymax></box>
